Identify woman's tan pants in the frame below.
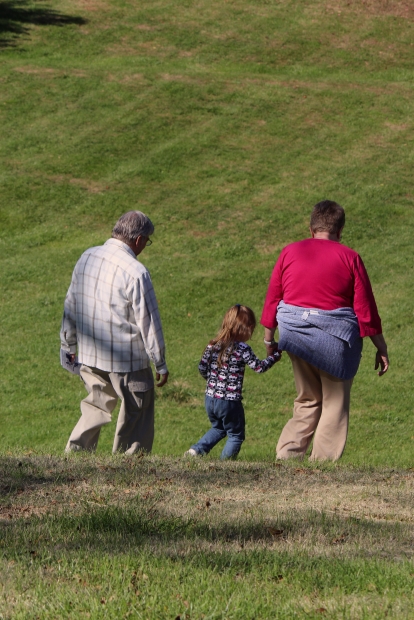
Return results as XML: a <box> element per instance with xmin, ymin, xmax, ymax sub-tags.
<box><xmin>276</xmin><ymin>353</ymin><xmax>353</xmax><ymax>461</ymax></box>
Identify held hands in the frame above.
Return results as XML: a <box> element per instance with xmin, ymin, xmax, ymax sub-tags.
<box><xmin>265</xmin><ymin>341</ymin><xmax>282</xmax><ymax>360</ymax></box>
<box><xmin>264</xmin><ymin>329</ymin><xmax>282</xmax><ymax>360</ymax></box>
<box><xmin>156</xmin><ymin>371</ymin><xmax>169</xmax><ymax>387</ymax></box>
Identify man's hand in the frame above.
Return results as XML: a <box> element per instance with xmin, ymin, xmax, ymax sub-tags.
<box><xmin>68</xmin><ymin>353</ymin><xmax>76</xmax><ymax>364</ymax></box>
<box><xmin>156</xmin><ymin>371</ymin><xmax>169</xmax><ymax>387</ymax></box>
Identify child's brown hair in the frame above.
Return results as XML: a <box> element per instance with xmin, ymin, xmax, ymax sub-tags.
<box><xmin>210</xmin><ymin>305</ymin><xmax>256</xmax><ymax>366</ymax></box>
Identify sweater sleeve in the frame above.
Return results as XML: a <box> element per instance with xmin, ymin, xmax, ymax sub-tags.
<box><xmin>242</xmin><ymin>345</ymin><xmax>281</xmax><ymax>373</ymax></box>
<box><xmin>198</xmin><ymin>346</ymin><xmax>211</xmax><ymax>379</ymax></box>
<box><xmin>260</xmin><ymin>252</ymin><xmax>284</xmax><ymax>329</ymax></box>
<box><xmin>352</xmin><ymin>255</ymin><xmax>382</xmax><ymax>337</ymax></box>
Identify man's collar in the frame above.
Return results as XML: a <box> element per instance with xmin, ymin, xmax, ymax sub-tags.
<box><xmin>104</xmin><ymin>238</ymin><xmax>136</xmax><ymax>259</ymax></box>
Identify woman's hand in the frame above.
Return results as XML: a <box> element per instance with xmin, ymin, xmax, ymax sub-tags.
<box><xmin>370</xmin><ymin>334</ymin><xmax>389</xmax><ymax>376</ymax></box>
<box><xmin>374</xmin><ymin>350</ymin><xmax>389</xmax><ymax>376</ymax></box>
<box><xmin>263</xmin><ymin>327</ymin><xmax>282</xmax><ymax>359</ymax></box>
<box><xmin>269</xmin><ymin>342</ymin><xmax>282</xmax><ymax>361</ymax></box>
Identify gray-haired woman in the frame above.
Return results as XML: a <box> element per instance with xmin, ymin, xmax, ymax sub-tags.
<box><xmin>261</xmin><ymin>200</ymin><xmax>389</xmax><ymax>461</ymax></box>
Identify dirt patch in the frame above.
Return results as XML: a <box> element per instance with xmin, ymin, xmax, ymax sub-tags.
<box><xmin>178</xmin><ymin>50</ymin><xmax>196</xmax><ymax>58</ymax></box>
<box><xmin>13</xmin><ymin>67</ymin><xmax>87</xmax><ymax>78</ymax></box>
<box><xmin>160</xmin><ymin>73</ymin><xmax>209</xmax><ymax>86</ymax></box>
<box><xmin>161</xmin><ymin>73</ymin><xmax>186</xmax><ymax>81</ymax></box>
<box><xmin>384</xmin><ymin>122</ymin><xmax>411</xmax><ymax>131</ymax></box>
<box><xmin>135</xmin><ymin>24</ymin><xmax>157</xmax><ymax>31</ymax></box>
<box><xmin>68</xmin><ymin>178</ymin><xmax>107</xmax><ymax>193</ymax></box>
<box><xmin>322</xmin><ymin>0</ymin><xmax>414</xmax><ymax>18</ymax></box>
<box><xmin>14</xmin><ymin>66</ymin><xmax>59</xmax><ymax>76</ymax></box>
<box><xmin>107</xmin><ymin>72</ymin><xmax>146</xmax><ymax>84</ymax></box>
<box><xmin>73</xmin><ymin>0</ymin><xmax>109</xmax><ymax>13</ymax></box>
<box><xmin>227</xmin><ymin>77</ymin><xmax>392</xmax><ymax>97</ymax></box>
<box><xmin>47</xmin><ymin>175</ymin><xmax>108</xmax><ymax>193</ymax></box>
<box><xmin>106</xmin><ymin>40</ymin><xmax>177</xmax><ymax>57</ymax></box>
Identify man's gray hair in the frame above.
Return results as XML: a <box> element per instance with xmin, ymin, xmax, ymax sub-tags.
<box><xmin>112</xmin><ymin>211</ymin><xmax>154</xmax><ymax>243</ymax></box>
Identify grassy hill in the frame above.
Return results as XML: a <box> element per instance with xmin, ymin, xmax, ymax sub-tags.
<box><xmin>1</xmin><ymin>1</ymin><xmax>414</xmax><ymax>616</ymax></box>
<box><xmin>1</xmin><ymin>0</ymin><xmax>413</xmax><ymax>464</ymax></box>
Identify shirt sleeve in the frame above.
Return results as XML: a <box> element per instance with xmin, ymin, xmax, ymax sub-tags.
<box><xmin>242</xmin><ymin>345</ymin><xmax>280</xmax><ymax>373</ymax></box>
<box><xmin>198</xmin><ymin>346</ymin><xmax>211</xmax><ymax>379</ymax></box>
<box><xmin>131</xmin><ymin>272</ymin><xmax>168</xmax><ymax>374</ymax></box>
<box><xmin>60</xmin><ymin>267</ymin><xmax>78</xmax><ymax>354</ymax></box>
<box><xmin>260</xmin><ymin>251</ymin><xmax>284</xmax><ymax>329</ymax></box>
<box><xmin>352</xmin><ymin>255</ymin><xmax>382</xmax><ymax>337</ymax></box>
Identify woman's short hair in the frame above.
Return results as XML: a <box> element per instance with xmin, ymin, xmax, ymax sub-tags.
<box><xmin>112</xmin><ymin>211</ymin><xmax>154</xmax><ymax>243</ymax></box>
<box><xmin>310</xmin><ymin>200</ymin><xmax>345</xmax><ymax>234</ymax></box>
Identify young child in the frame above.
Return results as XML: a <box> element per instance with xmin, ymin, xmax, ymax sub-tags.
<box><xmin>185</xmin><ymin>304</ymin><xmax>281</xmax><ymax>460</ymax></box>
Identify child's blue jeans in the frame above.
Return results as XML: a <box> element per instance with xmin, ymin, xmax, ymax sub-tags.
<box><xmin>191</xmin><ymin>395</ymin><xmax>245</xmax><ymax>459</ymax></box>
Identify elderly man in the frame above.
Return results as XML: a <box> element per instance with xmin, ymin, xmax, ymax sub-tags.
<box><xmin>61</xmin><ymin>211</ymin><xmax>168</xmax><ymax>454</ymax></box>
<box><xmin>261</xmin><ymin>200</ymin><xmax>389</xmax><ymax>461</ymax></box>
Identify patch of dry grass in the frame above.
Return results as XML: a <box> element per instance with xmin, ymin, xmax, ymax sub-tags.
<box><xmin>322</xmin><ymin>0</ymin><xmax>414</xmax><ymax>19</ymax></box>
<box><xmin>1</xmin><ymin>455</ymin><xmax>413</xmax><ymax>560</ymax></box>
<box><xmin>1</xmin><ymin>455</ymin><xmax>413</xmax><ymax>618</ymax></box>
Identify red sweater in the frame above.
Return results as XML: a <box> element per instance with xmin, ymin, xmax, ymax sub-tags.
<box><xmin>261</xmin><ymin>238</ymin><xmax>382</xmax><ymax>337</ymax></box>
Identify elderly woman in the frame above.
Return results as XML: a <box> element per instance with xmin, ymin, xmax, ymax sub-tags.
<box><xmin>261</xmin><ymin>200</ymin><xmax>389</xmax><ymax>461</ymax></box>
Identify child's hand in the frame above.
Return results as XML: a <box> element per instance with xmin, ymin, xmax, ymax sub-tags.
<box><xmin>272</xmin><ymin>343</ymin><xmax>282</xmax><ymax>361</ymax></box>
<box><xmin>266</xmin><ymin>341</ymin><xmax>282</xmax><ymax>359</ymax></box>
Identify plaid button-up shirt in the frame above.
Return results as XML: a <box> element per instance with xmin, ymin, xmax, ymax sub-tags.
<box><xmin>60</xmin><ymin>238</ymin><xmax>168</xmax><ymax>374</ymax></box>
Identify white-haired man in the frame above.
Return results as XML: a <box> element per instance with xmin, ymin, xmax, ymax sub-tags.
<box><xmin>61</xmin><ymin>211</ymin><xmax>168</xmax><ymax>454</ymax></box>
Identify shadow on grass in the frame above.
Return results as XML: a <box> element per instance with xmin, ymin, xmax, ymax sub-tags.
<box><xmin>0</xmin><ymin>455</ymin><xmax>97</xmax><ymax>494</ymax></box>
<box><xmin>53</xmin><ymin>503</ymin><xmax>411</xmax><ymax>547</ymax></box>
<box><xmin>0</xmin><ymin>0</ymin><xmax>86</xmax><ymax>48</ymax></box>
<box><xmin>2</xmin><ymin>499</ymin><xmax>413</xmax><ymax>562</ymax></box>
<box><xmin>0</xmin><ymin>455</ymin><xmax>412</xmax><ymax>564</ymax></box>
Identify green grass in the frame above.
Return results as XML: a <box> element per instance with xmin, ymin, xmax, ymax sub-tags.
<box><xmin>1</xmin><ymin>0</ymin><xmax>413</xmax><ymax>465</ymax></box>
<box><xmin>2</xmin><ymin>3</ymin><xmax>414</xmax><ymax>614</ymax></box>
<box><xmin>1</xmin><ymin>454</ymin><xmax>413</xmax><ymax>618</ymax></box>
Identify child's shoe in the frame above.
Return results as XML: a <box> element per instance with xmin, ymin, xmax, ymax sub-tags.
<box><xmin>184</xmin><ymin>448</ymin><xmax>198</xmax><ymax>457</ymax></box>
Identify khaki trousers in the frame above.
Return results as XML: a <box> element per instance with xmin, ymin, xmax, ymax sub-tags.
<box><xmin>65</xmin><ymin>365</ymin><xmax>155</xmax><ymax>454</ymax></box>
<box><xmin>276</xmin><ymin>353</ymin><xmax>353</xmax><ymax>461</ymax></box>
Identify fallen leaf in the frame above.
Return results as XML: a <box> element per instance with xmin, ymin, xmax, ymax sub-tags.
<box><xmin>267</xmin><ymin>527</ymin><xmax>284</xmax><ymax>537</ymax></box>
